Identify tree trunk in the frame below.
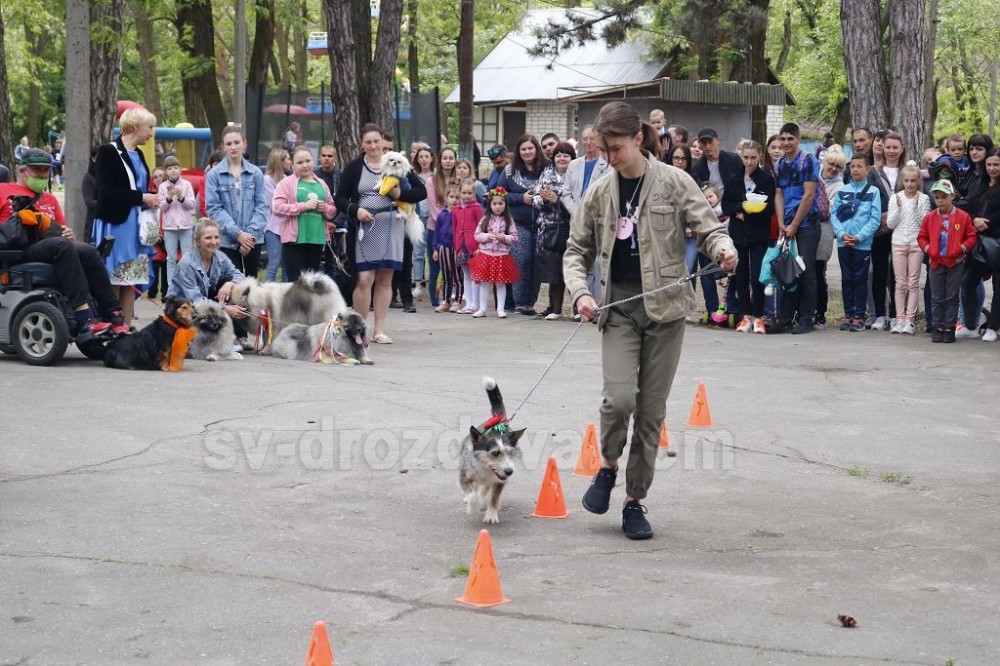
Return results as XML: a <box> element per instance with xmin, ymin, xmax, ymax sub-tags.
<box><xmin>407</xmin><ymin>0</ymin><xmax>419</xmax><ymax>94</ymax></box>
<box><xmin>888</xmin><ymin>0</ymin><xmax>925</xmax><ymax>153</ymax></box>
<box><xmin>130</xmin><ymin>0</ymin><xmax>163</xmax><ymax>122</ymax></box>
<box><xmin>175</xmin><ymin>0</ymin><xmax>228</xmax><ymax>143</ymax></box>
<box><xmin>351</xmin><ymin>0</ymin><xmax>373</xmax><ymax>124</ymax></box>
<box><xmin>248</xmin><ymin>0</ymin><xmax>275</xmax><ymax>87</ymax></box>
<box><xmin>90</xmin><ymin>0</ymin><xmax>125</xmax><ymax>146</ymax></box>
<box><xmin>274</xmin><ymin>17</ymin><xmax>290</xmax><ymax>88</ymax></box>
<box><xmin>324</xmin><ymin>0</ymin><xmax>361</xmax><ymax>160</ymax></box>
<box><xmin>840</xmin><ymin>0</ymin><xmax>888</xmax><ymax>133</ymax></box>
<box><xmin>369</xmin><ymin>0</ymin><xmax>404</xmax><ymax>134</ymax></box>
<box><xmin>293</xmin><ymin>0</ymin><xmax>308</xmax><ymax>91</ymax></box>
<box><xmin>458</xmin><ymin>0</ymin><xmax>473</xmax><ymax>160</ymax></box>
<box><xmin>66</xmin><ymin>0</ymin><xmax>92</xmax><ymax>236</ymax></box>
<box><xmin>830</xmin><ymin>97</ymin><xmax>852</xmax><ymax>145</ymax></box>
<box><xmin>922</xmin><ymin>0</ymin><xmax>939</xmax><ymax>148</ymax></box>
<box><xmin>775</xmin><ymin>10</ymin><xmax>792</xmax><ymax>74</ymax></box>
<box><xmin>24</xmin><ymin>26</ymin><xmax>51</xmax><ymax>146</ymax></box>
<box><xmin>0</xmin><ymin>12</ymin><xmax>14</xmax><ymax>167</ymax></box>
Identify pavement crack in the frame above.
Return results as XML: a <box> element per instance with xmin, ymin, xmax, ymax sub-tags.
<box><xmin>0</xmin><ymin>551</ymin><xmax>933</xmax><ymax>664</ymax></box>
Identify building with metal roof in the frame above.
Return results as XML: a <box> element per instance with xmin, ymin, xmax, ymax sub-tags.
<box><xmin>447</xmin><ymin>9</ymin><xmax>792</xmax><ymax>154</ymax></box>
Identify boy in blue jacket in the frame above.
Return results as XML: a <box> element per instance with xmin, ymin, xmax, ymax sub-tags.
<box><xmin>833</xmin><ymin>154</ymin><xmax>882</xmax><ymax>331</ymax></box>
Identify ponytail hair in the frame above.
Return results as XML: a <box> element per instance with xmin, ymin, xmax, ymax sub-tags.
<box><xmin>594</xmin><ymin>101</ymin><xmax>660</xmax><ymax>158</ymax></box>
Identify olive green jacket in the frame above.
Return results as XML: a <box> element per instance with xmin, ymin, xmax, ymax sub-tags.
<box><xmin>563</xmin><ymin>154</ymin><xmax>735</xmax><ymax>326</ymax></box>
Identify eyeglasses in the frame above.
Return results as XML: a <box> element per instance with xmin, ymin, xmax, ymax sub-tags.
<box><xmin>671</xmin><ymin>155</ymin><xmax>688</xmax><ymax>163</ymax></box>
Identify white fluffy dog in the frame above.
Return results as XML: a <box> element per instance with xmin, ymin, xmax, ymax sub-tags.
<box><xmin>227</xmin><ymin>271</ymin><xmax>348</xmax><ymax>353</ymax></box>
<box><xmin>378</xmin><ymin>150</ymin><xmax>425</xmax><ymax>246</ymax></box>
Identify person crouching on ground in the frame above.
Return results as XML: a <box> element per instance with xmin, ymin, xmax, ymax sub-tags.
<box><xmin>564</xmin><ymin>101</ymin><xmax>737</xmax><ymax>540</ymax></box>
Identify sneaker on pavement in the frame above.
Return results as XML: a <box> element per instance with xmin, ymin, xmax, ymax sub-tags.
<box><xmin>955</xmin><ymin>326</ymin><xmax>979</xmax><ymax>339</ymax></box>
<box><xmin>497</xmin><ymin>310</ymin><xmax>508</xmax><ymax>319</ymax></box>
<box><xmin>931</xmin><ymin>328</ymin><xmax>944</xmax><ymax>343</ymax></box>
<box><xmin>850</xmin><ymin>319</ymin><xmax>865</xmax><ymax>332</ymax></box>
<box><xmin>544</xmin><ymin>312</ymin><xmax>561</xmax><ymax>321</ymax></box>
<box><xmin>622</xmin><ymin>500</ymin><xmax>653</xmax><ymax>540</ymax></box>
<box><xmin>871</xmin><ymin>316</ymin><xmax>888</xmax><ymax>331</ymax></box>
<box><xmin>792</xmin><ymin>322</ymin><xmax>815</xmax><ymax>335</ymax></box>
<box><xmin>814</xmin><ymin>317</ymin><xmax>827</xmax><ymax>330</ymax></box>
<box><xmin>736</xmin><ymin>315</ymin><xmax>752</xmax><ymax>332</ymax></box>
<box><xmin>890</xmin><ymin>319</ymin><xmax>902</xmax><ymax>334</ymax></box>
<box><xmin>753</xmin><ymin>317</ymin><xmax>766</xmax><ymax>334</ymax></box>
<box><xmin>943</xmin><ymin>328</ymin><xmax>956</xmax><ymax>343</ymax></box>
<box><xmin>472</xmin><ymin>310</ymin><xmax>486</xmax><ymax>318</ymax></box>
<box><xmin>982</xmin><ymin>328</ymin><xmax>998</xmax><ymax>342</ymax></box>
<box><xmin>902</xmin><ymin>321</ymin><xmax>916</xmax><ymax>335</ymax></box>
<box><xmin>839</xmin><ymin>320</ymin><xmax>852</xmax><ymax>332</ymax></box>
<box><xmin>582</xmin><ymin>467</ymin><xmax>617</xmax><ymax>515</ymax></box>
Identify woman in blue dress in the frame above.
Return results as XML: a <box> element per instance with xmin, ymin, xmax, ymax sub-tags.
<box><xmin>92</xmin><ymin>107</ymin><xmax>159</xmax><ymax>326</ymax></box>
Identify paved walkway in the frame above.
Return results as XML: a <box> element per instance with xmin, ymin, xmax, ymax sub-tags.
<box><xmin>2</xmin><ymin>296</ymin><xmax>998</xmax><ymax>664</ymax></box>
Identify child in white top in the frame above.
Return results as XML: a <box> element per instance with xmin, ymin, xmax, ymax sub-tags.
<box><xmin>886</xmin><ymin>163</ymin><xmax>931</xmax><ymax>333</ymax></box>
<box><xmin>469</xmin><ymin>188</ymin><xmax>520</xmax><ymax>318</ymax></box>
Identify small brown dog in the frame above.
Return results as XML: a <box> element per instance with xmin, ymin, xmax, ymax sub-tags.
<box><xmin>103</xmin><ymin>298</ymin><xmax>196</xmax><ymax>371</ymax></box>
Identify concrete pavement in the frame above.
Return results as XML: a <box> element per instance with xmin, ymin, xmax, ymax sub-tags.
<box><xmin>2</xmin><ymin>297</ymin><xmax>999</xmax><ymax>665</ymax></box>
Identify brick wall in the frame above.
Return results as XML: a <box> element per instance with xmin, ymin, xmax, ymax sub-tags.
<box><xmin>525</xmin><ymin>101</ymin><xmax>575</xmax><ymax>141</ymax></box>
<box><xmin>766</xmin><ymin>105</ymin><xmax>784</xmax><ymax>140</ymax></box>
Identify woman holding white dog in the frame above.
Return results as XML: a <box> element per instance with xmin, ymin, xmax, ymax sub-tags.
<box><xmin>271</xmin><ymin>145</ymin><xmax>337</xmax><ymax>281</ymax></box>
<box><xmin>335</xmin><ymin>123</ymin><xmax>427</xmax><ymax>344</ymax></box>
<box><xmin>564</xmin><ymin>101</ymin><xmax>737</xmax><ymax>540</ymax></box>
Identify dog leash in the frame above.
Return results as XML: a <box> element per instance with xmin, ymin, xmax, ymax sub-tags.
<box><xmin>508</xmin><ymin>262</ymin><xmax>728</xmax><ymax>421</ymax></box>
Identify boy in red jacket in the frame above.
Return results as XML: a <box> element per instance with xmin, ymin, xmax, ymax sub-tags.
<box><xmin>917</xmin><ymin>179</ymin><xmax>978</xmax><ymax>342</ymax></box>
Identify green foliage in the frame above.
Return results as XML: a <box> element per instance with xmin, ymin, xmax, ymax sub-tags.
<box><xmin>765</xmin><ymin>0</ymin><xmax>845</xmax><ymax>128</ymax></box>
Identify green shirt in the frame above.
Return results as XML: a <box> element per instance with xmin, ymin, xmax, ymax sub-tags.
<box><xmin>296</xmin><ymin>178</ymin><xmax>327</xmax><ymax>244</ymax></box>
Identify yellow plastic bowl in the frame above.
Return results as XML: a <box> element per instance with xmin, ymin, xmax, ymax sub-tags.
<box><xmin>742</xmin><ymin>201</ymin><xmax>766</xmax><ymax>214</ymax></box>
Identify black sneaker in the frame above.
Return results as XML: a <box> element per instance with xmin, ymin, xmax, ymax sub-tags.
<box><xmin>792</xmin><ymin>323</ymin><xmax>815</xmax><ymax>335</ymax></box>
<box><xmin>401</xmin><ymin>304</ymin><xmax>416</xmax><ymax>313</ymax></box>
<box><xmin>389</xmin><ymin>300</ymin><xmax>403</xmax><ymax>309</ymax></box>
<box><xmin>582</xmin><ymin>467</ymin><xmax>617</xmax><ymax>514</ymax></box>
<box><xmin>622</xmin><ymin>500</ymin><xmax>653</xmax><ymax>540</ymax></box>
<box><xmin>931</xmin><ymin>328</ymin><xmax>944</xmax><ymax>343</ymax></box>
<box><xmin>768</xmin><ymin>321</ymin><xmax>793</xmax><ymax>334</ymax></box>
<box><xmin>943</xmin><ymin>328</ymin><xmax>956</xmax><ymax>343</ymax></box>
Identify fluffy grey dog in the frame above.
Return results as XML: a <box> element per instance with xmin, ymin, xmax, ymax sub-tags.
<box><xmin>188</xmin><ymin>301</ymin><xmax>242</xmax><ymax>361</ymax></box>
<box><xmin>269</xmin><ymin>308</ymin><xmax>373</xmax><ymax>365</ymax></box>
<box><xmin>459</xmin><ymin>377</ymin><xmax>525</xmax><ymax>524</ymax></box>
<box><xmin>226</xmin><ymin>271</ymin><xmax>347</xmax><ymax>353</ymax></box>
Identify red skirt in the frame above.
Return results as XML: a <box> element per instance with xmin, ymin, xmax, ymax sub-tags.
<box><xmin>469</xmin><ymin>252</ymin><xmax>520</xmax><ymax>284</ymax></box>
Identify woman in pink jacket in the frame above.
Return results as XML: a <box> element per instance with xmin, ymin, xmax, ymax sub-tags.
<box><xmin>271</xmin><ymin>146</ymin><xmax>337</xmax><ymax>281</ymax></box>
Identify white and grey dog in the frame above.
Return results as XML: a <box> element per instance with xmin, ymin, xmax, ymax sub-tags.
<box><xmin>459</xmin><ymin>377</ymin><xmax>525</xmax><ymax>524</ymax></box>
<box><xmin>188</xmin><ymin>301</ymin><xmax>243</xmax><ymax>361</ymax></box>
<box><xmin>379</xmin><ymin>150</ymin><xmax>425</xmax><ymax>246</ymax></box>
<box><xmin>227</xmin><ymin>271</ymin><xmax>347</xmax><ymax>353</ymax></box>
<box><xmin>270</xmin><ymin>308</ymin><xmax>373</xmax><ymax>365</ymax></box>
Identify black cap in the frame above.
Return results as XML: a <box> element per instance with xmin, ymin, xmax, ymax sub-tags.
<box><xmin>696</xmin><ymin>128</ymin><xmax>719</xmax><ymax>141</ymax></box>
<box><xmin>18</xmin><ymin>148</ymin><xmax>52</xmax><ymax>168</ymax></box>
<box><xmin>487</xmin><ymin>144</ymin><xmax>507</xmax><ymax>160</ymax></box>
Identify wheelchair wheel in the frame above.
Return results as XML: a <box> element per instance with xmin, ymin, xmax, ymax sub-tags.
<box><xmin>76</xmin><ymin>338</ymin><xmax>109</xmax><ymax>360</ymax></box>
<box><xmin>13</xmin><ymin>301</ymin><xmax>69</xmax><ymax>366</ymax></box>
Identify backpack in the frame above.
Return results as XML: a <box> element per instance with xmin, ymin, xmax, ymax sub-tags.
<box><xmin>796</xmin><ymin>151</ymin><xmax>830</xmax><ymax>221</ymax></box>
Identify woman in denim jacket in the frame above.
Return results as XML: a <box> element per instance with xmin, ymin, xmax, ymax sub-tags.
<box><xmin>206</xmin><ymin>125</ymin><xmax>269</xmax><ymax>279</ymax></box>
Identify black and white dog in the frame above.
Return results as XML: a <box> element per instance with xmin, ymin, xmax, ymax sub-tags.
<box><xmin>270</xmin><ymin>308</ymin><xmax>373</xmax><ymax>365</ymax></box>
<box><xmin>459</xmin><ymin>377</ymin><xmax>525</xmax><ymax>524</ymax></box>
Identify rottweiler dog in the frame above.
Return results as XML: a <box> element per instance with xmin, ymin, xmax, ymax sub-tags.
<box><xmin>103</xmin><ymin>298</ymin><xmax>196</xmax><ymax>371</ymax></box>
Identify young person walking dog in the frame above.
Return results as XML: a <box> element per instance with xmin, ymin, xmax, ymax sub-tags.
<box><xmin>564</xmin><ymin>101</ymin><xmax>737</xmax><ymax>540</ymax></box>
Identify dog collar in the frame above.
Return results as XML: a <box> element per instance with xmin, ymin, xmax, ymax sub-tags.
<box><xmin>162</xmin><ymin>315</ymin><xmax>183</xmax><ymax>329</ymax></box>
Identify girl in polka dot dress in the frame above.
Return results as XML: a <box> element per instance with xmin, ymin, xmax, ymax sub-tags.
<box><xmin>469</xmin><ymin>187</ymin><xmax>521</xmax><ymax>318</ymax></box>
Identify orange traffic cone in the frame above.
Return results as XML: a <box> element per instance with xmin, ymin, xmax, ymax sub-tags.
<box><xmin>533</xmin><ymin>456</ymin><xmax>569</xmax><ymax>518</ymax></box>
<box><xmin>658</xmin><ymin>422</ymin><xmax>671</xmax><ymax>449</ymax></box>
<box><xmin>685</xmin><ymin>382</ymin><xmax>715</xmax><ymax>427</ymax></box>
<box><xmin>573</xmin><ymin>423</ymin><xmax>601</xmax><ymax>477</ymax></box>
<box><xmin>304</xmin><ymin>620</ymin><xmax>334</xmax><ymax>666</ymax></box>
<box><xmin>456</xmin><ymin>529</ymin><xmax>510</xmax><ymax>608</ymax></box>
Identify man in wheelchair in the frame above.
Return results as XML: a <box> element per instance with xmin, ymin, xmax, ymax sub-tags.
<box><xmin>0</xmin><ymin>148</ymin><xmax>129</xmax><ymax>343</ymax></box>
